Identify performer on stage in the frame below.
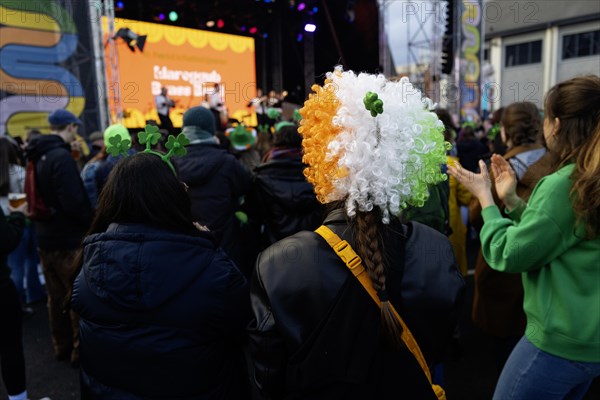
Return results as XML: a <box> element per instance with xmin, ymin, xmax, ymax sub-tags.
<box><xmin>155</xmin><ymin>87</ymin><xmax>175</xmax><ymax>134</ymax></box>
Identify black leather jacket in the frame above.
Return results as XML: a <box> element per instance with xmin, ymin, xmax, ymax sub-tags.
<box><xmin>248</xmin><ymin>209</ymin><xmax>465</xmax><ymax>400</ymax></box>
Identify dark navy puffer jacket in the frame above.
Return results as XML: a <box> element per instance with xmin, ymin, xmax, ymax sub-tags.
<box><xmin>175</xmin><ymin>144</ymin><xmax>252</xmax><ymax>271</ymax></box>
<box><xmin>71</xmin><ymin>223</ymin><xmax>251</xmax><ymax>400</ymax></box>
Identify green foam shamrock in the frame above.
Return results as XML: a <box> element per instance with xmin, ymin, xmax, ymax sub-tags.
<box><xmin>363</xmin><ymin>91</ymin><xmax>384</xmax><ymax>117</ymax></box>
<box><xmin>138</xmin><ymin>124</ymin><xmax>162</xmax><ymax>151</ymax></box>
<box><xmin>164</xmin><ymin>133</ymin><xmax>190</xmax><ymax>158</ymax></box>
<box><xmin>106</xmin><ymin>134</ymin><xmax>131</xmax><ymax>157</ymax></box>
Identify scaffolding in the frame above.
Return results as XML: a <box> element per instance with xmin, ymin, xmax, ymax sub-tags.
<box><xmin>404</xmin><ymin>0</ymin><xmax>448</xmax><ymax>102</ymax></box>
<box><xmin>102</xmin><ymin>0</ymin><xmax>122</xmax><ymax>125</ymax></box>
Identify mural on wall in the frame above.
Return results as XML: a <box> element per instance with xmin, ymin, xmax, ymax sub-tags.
<box><xmin>459</xmin><ymin>0</ymin><xmax>482</xmax><ymax>122</ymax></box>
<box><xmin>0</xmin><ymin>0</ymin><xmax>100</xmax><ymax>139</ymax></box>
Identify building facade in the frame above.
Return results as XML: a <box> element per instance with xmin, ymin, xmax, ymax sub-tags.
<box><xmin>483</xmin><ymin>0</ymin><xmax>600</xmax><ymax>109</ymax></box>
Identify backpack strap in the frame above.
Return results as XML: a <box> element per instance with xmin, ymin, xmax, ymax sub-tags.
<box><xmin>315</xmin><ymin>225</ymin><xmax>446</xmax><ymax>400</ymax></box>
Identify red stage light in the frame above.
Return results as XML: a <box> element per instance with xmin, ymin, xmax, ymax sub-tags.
<box><xmin>217</xmin><ymin>19</ymin><xmax>225</xmax><ymax>28</ymax></box>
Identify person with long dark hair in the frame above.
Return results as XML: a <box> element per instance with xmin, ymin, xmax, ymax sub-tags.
<box><xmin>71</xmin><ymin>151</ymin><xmax>251</xmax><ymax>399</ymax></box>
<box><xmin>450</xmin><ymin>76</ymin><xmax>600</xmax><ymax>399</ymax></box>
<box><xmin>248</xmin><ymin>68</ymin><xmax>465</xmax><ymax>399</ymax></box>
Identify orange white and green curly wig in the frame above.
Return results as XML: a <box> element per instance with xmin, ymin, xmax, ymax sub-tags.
<box><xmin>299</xmin><ymin>66</ymin><xmax>450</xmax><ymax>223</ymax></box>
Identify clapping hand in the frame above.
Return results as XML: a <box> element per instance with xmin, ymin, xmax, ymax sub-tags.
<box><xmin>448</xmin><ymin>160</ymin><xmax>495</xmax><ymax>208</ymax></box>
<box><xmin>490</xmin><ymin>154</ymin><xmax>521</xmax><ymax>210</ymax></box>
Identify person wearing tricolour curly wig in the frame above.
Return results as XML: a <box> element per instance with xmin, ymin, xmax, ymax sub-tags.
<box><xmin>449</xmin><ymin>76</ymin><xmax>600</xmax><ymax>399</ymax></box>
<box><xmin>248</xmin><ymin>67</ymin><xmax>465</xmax><ymax>400</ymax></box>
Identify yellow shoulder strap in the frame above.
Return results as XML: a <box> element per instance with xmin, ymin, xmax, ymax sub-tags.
<box><xmin>315</xmin><ymin>225</ymin><xmax>446</xmax><ymax>400</ymax></box>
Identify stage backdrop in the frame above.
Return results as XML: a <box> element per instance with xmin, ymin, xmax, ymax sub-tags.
<box><xmin>104</xmin><ymin>18</ymin><xmax>257</xmax><ymax>129</ymax></box>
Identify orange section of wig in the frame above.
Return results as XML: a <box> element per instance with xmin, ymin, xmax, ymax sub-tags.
<box><xmin>298</xmin><ymin>79</ymin><xmax>346</xmax><ymax>204</ymax></box>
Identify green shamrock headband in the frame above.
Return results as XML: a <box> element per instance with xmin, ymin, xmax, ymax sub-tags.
<box><xmin>106</xmin><ymin>124</ymin><xmax>190</xmax><ymax>175</ymax></box>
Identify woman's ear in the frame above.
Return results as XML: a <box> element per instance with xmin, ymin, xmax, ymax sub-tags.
<box><xmin>554</xmin><ymin>118</ymin><xmax>561</xmax><ymax>134</ymax></box>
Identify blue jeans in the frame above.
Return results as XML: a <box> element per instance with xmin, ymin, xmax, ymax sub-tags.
<box><xmin>493</xmin><ymin>336</ymin><xmax>600</xmax><ymax>400</ymax></box>
<box><xmin>7</xmin><ymin>224</ymin><xmax>45</xmax><ymax>304</ymax></box>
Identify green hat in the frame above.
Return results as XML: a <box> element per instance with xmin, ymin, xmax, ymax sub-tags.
<box><xmin>225</xmin><ymin>125</ymin><xmax>257</xmax><ymax>151</ymax></box>
<box><xmin>103</xmin><ymin>124</ymin><xmax>131</xmax><ymax>147</ymax></box>
<box><xmin>274</xmin><ymin>121</ymin><xmax>295</xmax><ymax>133</ymax></box>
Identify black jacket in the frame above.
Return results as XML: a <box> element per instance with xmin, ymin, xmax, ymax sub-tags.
<box><xmin>247</xmin><ymin>155</ymin><xmax>325</xmax><ymax>249</ymax></box>
<box><xmin>0</xmin><ymin>208</ymin><xmax>24</xmax><ymax>285</ymax></box>
<box><xmin>248</xmin><ymin>209</ymin><xmax>465</xmax><ymax>400</ymax></box>
<box><xmin>71</xmin><ymin>223</ymin><xmax>251</xmax><ymax>399</ymax></box>
<box><xmin>175</xmin><ymin>144</ymin><xmax>252</xmax><ymax>269</ymax></box>
<box><xmin>26</xmin><ymin>135</ymin><xmax>92</xmax><ymax>250</ymax></box>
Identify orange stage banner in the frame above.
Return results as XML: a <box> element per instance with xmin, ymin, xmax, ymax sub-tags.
<box><xmin>103</xmin><ymin>18</ymin><xmax>257</xmax><ymax>128</ymax></box>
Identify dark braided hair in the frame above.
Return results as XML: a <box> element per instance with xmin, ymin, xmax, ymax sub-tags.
<box><xmin>354</xmin><ymin>209</ymin><xmax>404</xmax><ymax>348</ymax></box>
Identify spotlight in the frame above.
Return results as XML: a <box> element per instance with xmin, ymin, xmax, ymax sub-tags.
<box><xmin>206</xmin><ymin>20</ymin><xmax>215</xmax><ymax>27</ymax></box>
<box><xmin>296</xmin><ymin>33</ymin><xmax>303</xmax><ymax>42</ymax></box>
<box><xmin>304</xmin><ymin>23</ymin><xmax>316</xmax><ymax>32</ymax></box>
<box><xmin>249</xmin><ymin>27</ymin><xmax>258</xmax><ymax>34</ymax></box>
<box><xmin>297</xmin><ymin>3</ymin><xmax>306</xmax><ymax>11</ymax></box>
<box><xmin>169</xmin><ymin>11</ymin><xmax>178</xmax><ymax>22</ymax></box>
<box><xmin>113</xmin><ymin>27</ymin><xmax>147</xmax><ymax>52</ymax></box>
<box><xmin>240</xmin><ymin>25</ymin><xmax>247</xmax><ymax>31</ymax></box>
<box><xmin>217</xmin><ymin>19</ymin><xmax>225</xmax><ymax>28</ymax></box>
<box><xmin>116</xmin><ymin>1</ymin><xmax>124</xmax><ymax>10</ymax></box>
<box><xmin>155</xmin><ymin>13</ymin><xmax>165</xmax><ymax>21</ymax></box>
<box><xmin>263</xmin><ymin>33</ymin><xmax>269</xmax><ymax>38</ymax></box>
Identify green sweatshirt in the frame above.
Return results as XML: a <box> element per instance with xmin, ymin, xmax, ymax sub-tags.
<box><xmin>481</xmin><ymin>163</ymin><xmax>600</xmax><ymax>362</ymax></box>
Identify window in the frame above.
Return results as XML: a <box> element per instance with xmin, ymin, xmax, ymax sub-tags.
<box><xmin>562</xmin><ymin>30</ymin><xmax>600</xmax><ymax>59</ymax></box>
<box><xmin>505</xmin><ymin>40</ymin><xmax>543</xmax><ymax>67</ymax></box>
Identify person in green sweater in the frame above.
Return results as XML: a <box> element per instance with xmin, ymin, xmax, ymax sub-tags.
<box><xmin>449</xmin><ymin>75</ymin><xmax>600</xmax><ymax>400</ymax></box>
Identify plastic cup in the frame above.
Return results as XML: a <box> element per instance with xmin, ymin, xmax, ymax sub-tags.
<box><xmin>8</xmin><ymin>193</ymin><xmax>26</xmax><ymax>208</ymax></box>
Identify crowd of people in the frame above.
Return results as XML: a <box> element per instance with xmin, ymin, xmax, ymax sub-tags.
<box><xmin>0</xmin><ymin>72</ymin><xmax>599</xmax><ymax>400</ymax></box>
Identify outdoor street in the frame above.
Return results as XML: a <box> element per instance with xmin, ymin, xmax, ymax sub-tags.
<box><xmin>4</xmin><ymin>273</ymin><xmax>599</xmax><ymax>399</ymax></box>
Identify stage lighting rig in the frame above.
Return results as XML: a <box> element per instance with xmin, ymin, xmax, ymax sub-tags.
<box><xmin>113</xmin><ymin>28</ymin><xmax>147</xmax><ymax>53</ymax></box>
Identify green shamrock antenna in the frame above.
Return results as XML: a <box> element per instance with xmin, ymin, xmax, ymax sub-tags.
<box><xmin>105</xmin><ymin>124</ymin><xmax>189</xmax><ymax>175</ymax></box>
<box><xmin>138</xmin><ymin>124</ymin><xmax>162</xmax><ymax>151</ymax></box>
<box><xmin>138</xmin><ymin>125</ymin><xmax>189</xmax><ymax>175</ymax></box>
<box><xmin>363</xmin><ymin>91</ymin><xmax>384</xmax><ymax>117</ymax></box>
<box><xmin>106</xmin><ymin>134</ymin><xmax>131</xmax><ymax>157</ymax></box>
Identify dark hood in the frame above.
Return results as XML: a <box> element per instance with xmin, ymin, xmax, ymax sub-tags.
<box><xmin>175</xmin><ymin>144</ymin><xmax>230</xmax><ymax>186</ymax></box>
<box><xmin>25</xmin><ymin>134</ymin><xmax>69</xmax><ymax>161</ymax></box>
<box><xmin>255</xmin><ymin>157</ymin><xmax>317</xmax><ymax>209</ymax></box>
<box><xmin>81</xmin><ymin>223</ymin><xmax>218</xmax><ymax>311</ymax></box>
